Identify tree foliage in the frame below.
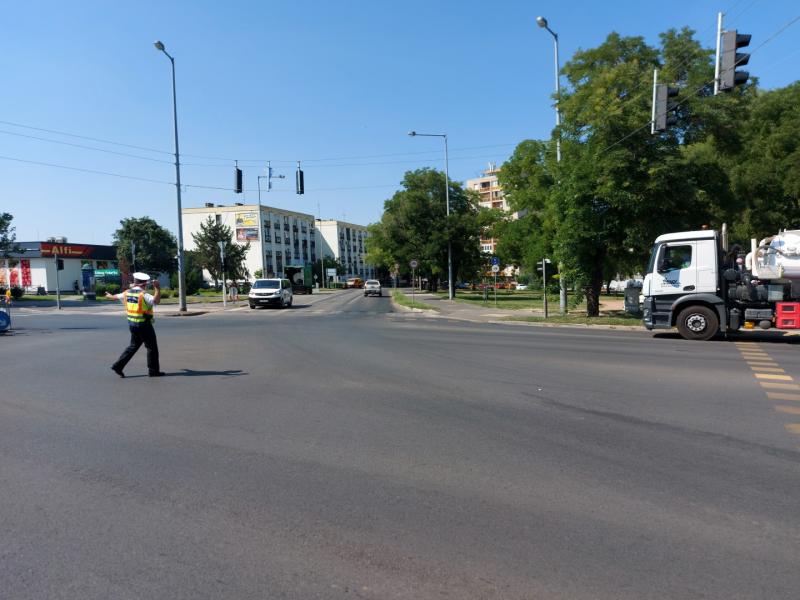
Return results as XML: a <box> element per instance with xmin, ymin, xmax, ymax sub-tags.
<box><xmin>191</xmin><ymin>216</ymin><xmax>250</xmax><ymax>283</ymax></box>
<box><xmin>112</xmin><ymin>217</ymin><xmax>178</xmax><ymax>276</ymax></box>
<box><xmin>0</xmin><ymin>213</ymin><xmax>24</xmax><ymax>260</ymax></box>
<box><xmin>367</xmin><ymin>169</ymin><xmax>494</xmax><ymax>290</ymax></box>
<box><xmin>498</xmin><ymin>27</ymin><xmax>774</xmax><ymax>316</ymax></box>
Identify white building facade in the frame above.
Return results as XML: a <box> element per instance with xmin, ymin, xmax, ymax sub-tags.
<box><xmin>182</xmin><ymin>203</ymin><xmax>318</xmax><ymax>280</ymax></box>
<box><xmin>316</xmin><ymin>220</ymin><xmax>374</xmax><ymax>280</ymax></box>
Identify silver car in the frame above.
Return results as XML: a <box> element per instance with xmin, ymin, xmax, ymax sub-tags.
<box><xmin>363</xmin><ymin>279</ymin><xmax>382</xmax><ymax>297</ymax></box>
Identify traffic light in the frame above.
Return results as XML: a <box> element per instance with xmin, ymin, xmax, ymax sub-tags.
<box><xmin>719</xmin><ymin>30</ymin><xmax>751</xmax><ymax>92</ymax></box>
<box><xmin>653</xmin><ymin>84</ymin><xmax>680</xmax><ymax>133</ymax></box>
<box><xmin>295</xmin><ymin>167</ymin><xmax>304</xmax><ymax>195</ymax></box>
<box><xmin>56</xmin><ymin>258</ymin><xmax>64</xmax><ymax>270</ymax></box>
<box><xmin>234</xmin><ymin>167</ymin><xmax>243</xmax><ymax>194</ymax></box>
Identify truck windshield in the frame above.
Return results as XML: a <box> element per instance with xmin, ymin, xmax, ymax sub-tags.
<box><xmin>253</xmin><ymin>280</ymin><xmax>280</xmax><ymax>289</ymax></box>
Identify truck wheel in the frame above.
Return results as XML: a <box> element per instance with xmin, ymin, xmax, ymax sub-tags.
<box><xmin>676</xmin><ymin>305</ymin><xmax>719</xmax><ymax>341</ymax></box>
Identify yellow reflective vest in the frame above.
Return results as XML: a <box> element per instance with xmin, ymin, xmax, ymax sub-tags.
<box><xmin>124</xmin><ymin>290</ymin><xmax>154</xmax><ymax>324</ymax></box>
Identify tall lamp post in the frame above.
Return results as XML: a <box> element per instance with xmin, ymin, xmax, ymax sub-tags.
<box><xmin>535</xmin><ymin>16</ymin><xmax>567</xmax><ymax>314</ymax></box>
<box><xmin>154</xmin><ymin>40</ymin><xmax>187</xmax><ymax>312</ymax></box>
<box><xmin>407</xmin><ymin>131</ymin><xmax>453</xmax><ymax>300</ymax></box>
<box><xmin>257</xmin><ymin>174</ymin><xmax>268</xmax><ymax>277</ymax></box>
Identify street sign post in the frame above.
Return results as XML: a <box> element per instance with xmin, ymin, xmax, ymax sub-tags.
<box><xmin>409</xmin><ymin>260</ymin><xmax>419</xmax><ymax>305</ymax></box>
<box><xmin>492</xmin><ymin>264</ymin><xmax>499</xmax><ymax>307</ymax></box>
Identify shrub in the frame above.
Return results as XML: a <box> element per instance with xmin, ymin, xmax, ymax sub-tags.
<box><xmin>10</xmin><ymin>286</ymin><xmax>24</xmax><ymax>300</ymax></box>
<box><xmin>95</xmin><ymin>284</ymin><xmax>107</xmax><ymax>296</ymax></box>
<box><xmin>160</xmin><ymin>289</ymin><xmax>171</xmax><ymax>298</ymax></box>
<box><xmin>105</xmin><ymin>283</ymin><xmax>121</xmax><ymax>295</ymax></box>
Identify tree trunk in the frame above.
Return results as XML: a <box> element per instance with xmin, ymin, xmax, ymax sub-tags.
<box><xmin>585</xmin><ymin>258</ymin><xmax>605</xmax><ymax>317</ymax></box>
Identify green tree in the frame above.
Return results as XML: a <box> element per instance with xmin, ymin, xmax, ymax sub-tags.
<box><xmin>112</xmin><ymin>217</ymin><xmax>178</xmax><ymax>276</ymax></box>
<box><xmin>170</xmin><ymin>249</ymin><xmax>203</xmax><ymax>294</ymax></box>
<box><xmin>724</xmin><ymin>82</ymin><xmax>800</xmax><ymax>242</ymax></box>
<box><xmin>367</xmin><ymin>169</ymin><xmax>493</xmax><ymax>292</ymax></box>
<box><xmin>191</xmin><ymin>216</ymin><xmax>250</xmax><ymax>284</ymax></box>
<box><xmin>0</xmin><ymin>213</ymin><xmax>24</xmax><ymax>260</ymax></box>
<box><xmin>550</xmin><ymin>30</ymin><xmax>736</xmax><ymax>315</ymax></box>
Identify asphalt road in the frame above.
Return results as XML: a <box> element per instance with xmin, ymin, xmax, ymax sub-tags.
<box><xmin>1</xmin><ymin>290</ymin><xmax>799</xmax><ymax>599</ymax></box>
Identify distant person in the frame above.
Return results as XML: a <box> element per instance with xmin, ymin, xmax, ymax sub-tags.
<box><xmin>4</xmin><ymin>288</ymin><xmax>11</xmax><ymax>305</ymax></box>
<box><xmin>106</xmin><ymin>272</ymin><xmax>165</xmax><ymax>378</ymax></box>
<box><xmin>229</xmin><ymin>281</ymin><xmax>239</xmax><ymax>303</ymax></box>
<box><xmin>73</xmin><ymin>280</ymin><xmax>80</xmax><ymax>293</ymax></box>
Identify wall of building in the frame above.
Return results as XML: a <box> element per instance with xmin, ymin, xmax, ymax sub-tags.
<box><xmin>316</xmin><ymin>220</ymin><xmax>374</xmax><ymax>280</ymax></box>
<box><xmin>182</xmin><ymin>203</ymin><xmax>318</xmax><ymax>281</ymax></box>
<box><xmin>2</xmin><ymin>242</ymin><xmax>118</xmax><ymax>293</ymax></box>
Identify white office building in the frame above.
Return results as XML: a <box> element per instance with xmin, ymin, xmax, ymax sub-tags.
<box><xmin>182</xmin><ymin>203</ymin><xmax>318</xmax><ymax>280</ymax></box>
<box><xmin>315</xmin><ymin>220</ymin><xmax>374</xmax><ymax>280</ymax></box>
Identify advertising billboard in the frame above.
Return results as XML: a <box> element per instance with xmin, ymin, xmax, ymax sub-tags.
<box><xmin>236</xmin><ymin>228</ymin><xmax>259</xmax><ymax>241</ymax></box>
<box><xmin>235</xmin><ymin>212</ymin><xmax>258</xmax><ymax>228</ymax></box>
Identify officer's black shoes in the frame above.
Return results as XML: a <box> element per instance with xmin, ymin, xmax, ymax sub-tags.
<box><xmin>111</xmin><ymin>366</ymin><xmax>125</xmax><ymax>378</ymax></box>
<box><xmin>149</xmin><ymin>371</ymin><xmax>166</xmax><ymax>377</ymax></box>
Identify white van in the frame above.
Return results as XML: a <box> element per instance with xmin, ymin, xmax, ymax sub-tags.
<box><xmin>248</xmin><ymin>278</ymin><xmax>293</xmax><ymax>309</ymax></box>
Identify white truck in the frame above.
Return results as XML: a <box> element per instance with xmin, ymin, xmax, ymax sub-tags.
<box><xmin>643</xmin><ymin>226</ymin><xmax>800</xmax><ymax>340</ymax></box>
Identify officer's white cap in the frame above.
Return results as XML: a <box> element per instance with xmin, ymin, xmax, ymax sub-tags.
<box><xmin>132</xmin><ymin>272</ymin><xmax>151</xmax><ymax>282</ymax></box>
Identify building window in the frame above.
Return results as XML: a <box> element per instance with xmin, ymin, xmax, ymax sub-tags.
<box><xmin>215</xmin><ymin>214</ymin><xmax>222</xmax><ymax>224</ymax></box>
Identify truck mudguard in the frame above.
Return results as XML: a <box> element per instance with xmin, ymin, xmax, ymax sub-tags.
<box><xmin>670</xmin><ymin>294</ymin><xmax>727</xmax><ymax>327</ymax></box>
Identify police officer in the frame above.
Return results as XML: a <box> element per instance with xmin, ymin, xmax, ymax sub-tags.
<box><xmin>108</xmin><ymin>272</ymin><xmax>165</xmax><ymax>378</ymax></box>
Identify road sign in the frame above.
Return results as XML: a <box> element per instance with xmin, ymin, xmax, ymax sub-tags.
<box><xmin>491</xmin><ymin>256</ymin><xmax>500</xmax><ymax>266</ymax></box>
<box><xmin>491</xmin><ymin>264</ymin><xmax>500</xmax><ymax>273</ymax></box>
<box><xmin>410</xmin><ymin>259</ymin><xmax>419</xmax><ymax>269</ymax></box>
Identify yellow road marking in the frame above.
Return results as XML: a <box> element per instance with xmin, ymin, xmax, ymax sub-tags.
<box><xmin>760</xmin><ymin>382</ymin><xmax>800</xmax><ymax>390</ymax></box>
<box><xmin>750</xmin><ymin>366</ymin><xmax>785</xmax><ymax>372</ymax></box>
<box><xmin>740</xmin><ymin>352</ymin><xmax>771</xmax><ymax>359</ymax></box>
<box><xmin>746</xmin><ymin>359</ymin><xmax>778</xmax><ymax>364</ymax></box>
<box><xmin>766</xmin><ymin>392</ymin><xmax>800</xmax><ymax>401</ymax></box>
<box><xmin>775</xmin><ymin>405</ymin><xmax>800</xmax><ymax>415</ymax></box>
<box><xmin>784</xmin><ymin>424</ymin><xmax>800</xmax><ymax>434</ymax></box>
<box><xmin>755</xmin><ymin>373</ymin><xmax>793</xmax><ymax>381</ymax></box>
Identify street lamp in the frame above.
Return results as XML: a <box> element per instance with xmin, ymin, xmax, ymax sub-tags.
<box><xmin>535</xmin><ymin>16</ymin><xmax>561</xmax><ymax>163</ymax></box>
<box><xmin>535</xmin><ymin>17</ymin><xmax>567</xmax><ymax>314</ymax></box>
<box><xmin>407</xmin><ymin>131</ymin><xmax>454</xmax><ymax>300</ymax></box>
<box><xmin>154</xmin><ymin>40</ymin><xmax>187</xmax><ymax>312</ymax></box>
<box><xmin>257</xmin><ymin>174</ymin><xmax>268</xmax><ymax>277</ymax></box>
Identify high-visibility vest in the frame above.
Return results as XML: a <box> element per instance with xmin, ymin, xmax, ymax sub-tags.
<box><xmin>124</xmin><ymin>290</ymin><xmax>154</xmax><ymax>324</ymax></box>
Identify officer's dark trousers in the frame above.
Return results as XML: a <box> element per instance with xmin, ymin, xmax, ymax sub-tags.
<box><xmin>112</xmin><ymin>321</ymin><xmax>160</xmax><ymax>374</ymax></box>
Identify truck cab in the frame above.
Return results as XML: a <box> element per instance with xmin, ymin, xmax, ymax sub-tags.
<box><xmin>643</xmin><ymin>230</ymin><xmax>727</xmax><ymax>340</ymax></box>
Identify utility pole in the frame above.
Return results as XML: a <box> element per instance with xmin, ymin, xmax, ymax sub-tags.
<box><xmin>218</xmin><ymin>241</ymin><xmax>227</xmax><ymax>308</ymax></box>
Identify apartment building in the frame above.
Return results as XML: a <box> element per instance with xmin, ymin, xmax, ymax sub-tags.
<box><xmin>315</xmin><ymin>220</ymin><xmax>374</xmax><ymax>281</ymax></box>
<box><xmin>466</xmin><ymin>163</ymin><xmax>512</xmax><ymax>255</ymax></box>
<box><xmin>182</xmin><ymin>203</ymin><xmax>317</xmax><ymax>280</ymax></box>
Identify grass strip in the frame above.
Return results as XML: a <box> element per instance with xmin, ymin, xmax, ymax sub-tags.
<box><xmin>392</xmin><ymin>290</ymin><xmax>440</xmax><ymax>312</ymax></box>
<box><xmin>503</xmin><ymin>312</ymin><xmax>643</xmax><ymax>327</ymax></box>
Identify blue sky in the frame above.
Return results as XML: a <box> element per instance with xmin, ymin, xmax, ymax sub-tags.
<box><xmin>2</xmin><ymin>0</ymin><xmax>798</xmax><ymax>244</ymax></box>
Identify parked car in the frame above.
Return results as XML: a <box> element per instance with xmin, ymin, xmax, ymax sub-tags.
<box><xmin>515</xmin><ymin>283</ymin><xmax>529</xmax><ymax>291</ymax></box>
<box><xmin>248</xmin><ymin>278</ymin><xmax>293</xmax><ymax>309</ymax></box>
<box><xmin>363</xmin><ymin>280</ymin><xmax>382</xmax><ymax>297</ymax></box>
<box><xmin>345</xmin><ymin>277</ymin><xmax>364</xmax><ymax>289</ymax></box>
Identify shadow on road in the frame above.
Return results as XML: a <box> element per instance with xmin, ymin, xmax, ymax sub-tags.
<box><xmin>652</xmin><ymin>331</ymin><xmax>800</xmax><ymax>344</ymax></box>
<box><xmin>172</xmin><ymin>368</ymin><xmax>247</xmax><ymax>377</ymax></box>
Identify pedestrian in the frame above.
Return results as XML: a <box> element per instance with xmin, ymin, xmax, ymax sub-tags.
<box><xmin>107</xmin><ymin>272</ymin><xmax>165</xmax><ymax>378</ymax></box>
<box><xmin>4</xmin><ymin>288</ymin><xmax>11</xmax><ymax>305</ymax></box>
<box><xmin>229</xmin><ymin>280</ymin><xmax>239</xmax><ymax>303</ymax></box>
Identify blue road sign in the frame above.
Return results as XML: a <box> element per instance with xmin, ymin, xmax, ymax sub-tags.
<box><xmin>491</xmin><ymin>256</ymin><xmax>500</xmax><ymax>266</ymax></box>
